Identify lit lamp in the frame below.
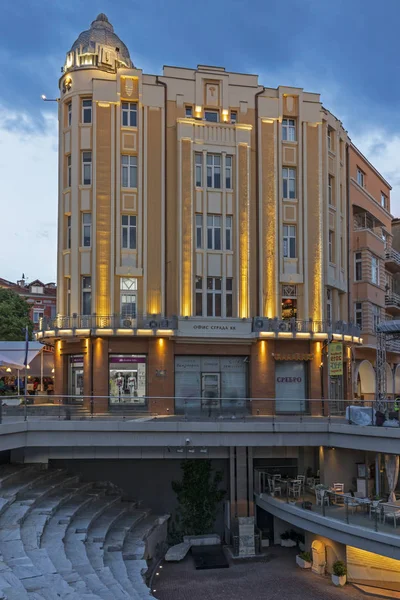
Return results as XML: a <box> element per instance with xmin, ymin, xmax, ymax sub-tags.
<box><xmin>6</xmin><ymin>368</ymin><xmax>11</xmax><ymax>373</ymax></box>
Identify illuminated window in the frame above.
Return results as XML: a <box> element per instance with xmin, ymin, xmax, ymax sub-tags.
<box><xmin>195</xmin><ymin>153</ymin><xmax>203</xmax><ymax>187</ymax></box>
<box><xmin>185</xmin><ymin>106</ymin><xmax>193</xmax><ymax>118</ymax></box>
<box><xmin>357</xmin><ymin>168</ymin><xmax>365</xmax><ymax>187</ymax></box>
<box><xmin>120</xmin><ymin>278</ymin><xmax>137</xmax><ymax>317</ymax></box>
<box><xmin>66</xmin><ymin>216</ymin><xmax>71</xmax><ymax>250</ymax></box>
<box><xmin>371</xmin><ymin>256</ymin><xmax>379</xmax><ymax>285</ymax></box>
<box><xmin>225</xmin><ymin>156</ymin><xmax>232</xmax><ymax>189</ymax></box>
<box><xmin>121</xmin><ymin>215</ymin><xmax>137</xmax><ymax>249</ymax></box>
<box><xmin>355</xmin><ymin>252</ymin><xmax>362</xmax><ymax>281</ymax></box>
<box><xmin>225</xmin><ymin>216</ymin><xmax>232</xmax><ymax>250</ymax></box>
<box><xmin>355</xmin><ymin>302</ymin><xmax>362</xmax><ymax>328</ymax></box>
<box><xmin>207</xmin><ymin>154</ymin><xmax>221</xmax><ymax>188</ymax></box>
<box><xmin>195</xmin><ymin>276</ymin><xmax>203</xmax><ymax>316</ymax></box>
<box><xmin>226</xmin><ymin>278</ymin><xmax>233</xmax><ymax>317</ymax></box>
<box><xmin>121</xmin><ymin>155</ymin><xmax>137</xmax><ymax>188</ymax></box>
<box><xmin>207</xmin><ymin>277</ymin><xmax>222</xmax><ymax>317</ymax></box>
<box><xmin>207</xmin><ymin>215</ymin><xmax>221</xmax><ymax>250</ymax></box>
<box><xmin>67</xmin><ymin>155</ymin><xmax>71</xmax><ymax>188</ymax></box>
<box><xmin>82</xmin><ymin>213</ymin><xmax>92</xmax><ymax>247</ymax></box>
<box><xmin>204</xmin><ymin>110</ymin><xmax>219</xmax><ymax>122</ymax></box>
<box><xmin>121</xmin><ymin>102</ymin><xmax>137</xmax><ymax>127</ymax></box>
<box><xmin>283</xmin><ymin>225</ymin><xmax>296</xmax><ymax>258</ymax></box>
<box><xmin>282</xmin><ymin>167</ymin><xmax>296</xmax><ymax>199</ymax></box>
<box><xmin>82</xmin><ymin>152</ymin><xmax>92</xmax><ymax>185</ymax></box>
<box><xmin>81</xmin><ymin>277</ymin><xmax>92</xmax><ymax>315</ymax></box>
<box><xmin>196</xmin><ymin>215</ymin><xmax>203</xmax><ymax>249</ymax></box>
<box><xmin>282</xmin><ymin>118</ymin><xmax>296</xmax><ymax>141</ymax></box>
<box><xmin>82</xmin><ymin>99</ymin><xmax>92</xmax><ymax>124</ymax></box>
<box><xmin>67</xmin><ymin>102</ymin><xmax>72</xmax><ymax>127</ymax></box>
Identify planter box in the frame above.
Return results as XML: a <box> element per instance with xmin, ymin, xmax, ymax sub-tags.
<box><xmin>332</xmin><ymin>574</ymin><xmax>346</xmax><ymax>587</ymax></box>
<box><xmin>296</xmin><ymin>556</ymin><xmax>311</xmax><ymax>569</ymax></box>
<box><xmin>281</xmin><ymin>539</ymin><xmax>297</xmax><ymax>548</ymax></box>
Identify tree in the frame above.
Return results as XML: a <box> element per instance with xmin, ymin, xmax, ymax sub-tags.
<box><xmin>170</xmin><ymin>459</ymin><xmax>226</xmax><ymax>542</ymax></box>
<box><xmin>0</xmin><ymin>289</ymin><xmax>33</xmax><ymax>341</ymax></box>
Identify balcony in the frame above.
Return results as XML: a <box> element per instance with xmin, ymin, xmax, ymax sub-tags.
<box><xmin>385</xmin><ymin>293</ymin><xmax>400</xmax><ymax>316</ymax></box>
<box><xmin>353</xmin><ymin>212</ymin><xmax>385</xmax><ymax>238</ymax></box>
<box><xmin>252</xmin><ymin>318</ymin><xmax>362</xmax><ymax>342</ymax></box>
<box><xmin>35</xmin><ymin>314</ymin><xmax>177</xmax><ymax>340</ymax></box>
<box><xmin>386</xmin><ymin>248</ymin><xmax>400</xmax><ymax>273</ymax></box>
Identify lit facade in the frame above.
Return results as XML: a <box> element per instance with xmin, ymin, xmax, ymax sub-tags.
<box><xmin>37</xmin><ymin>13</ymin><xmax>366</xmax><ymax>412</ymax></box>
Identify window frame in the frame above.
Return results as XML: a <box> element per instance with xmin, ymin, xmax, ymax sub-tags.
<box><xmin>33</xmin><ymin>310</ymin><xmax>44</xmax><ymax>324</ymax></box>
<box><xmin>82</xmin><ymin>151</ymin><xmax>92</xmax><ymax>186</ymax></box>
<box><xmin>121</xmin><ymin>154</ymin><xmax>137</xmax><ymax>189</ymax></box>
<box><xmin>230</xmin><ymin>110</ymin><xmax>237</xmax><ymax>124</ymax></box>
<box><xmin>67</xmin><ymin>154</ymin><xmax>71</xmax><ymax>188</ymax></box>
<box><xmin>328</xmin><ymin>174</ymin><xmax>334</xmax><ymax>206</ymax></box>
<box><xmin>195</xmin><ymin>276</ymin><xmax>203</xmax><ymax>316</ymax></box>
<box><xmin>195</xmin><ymin>214</ymin><xmax>203</xmax><ymax>249</ymax></box>
<box><xmin>283</xmin><ymin>224</ymin><xmax>296</xmax><ymax>258</ymax></box>
<box><xmin>355</xmin><ymin>302</ymin><xmax>362</xmax><ymax>329</ymax></box>
<box><xmin>66</xmin><ymin>215</ymin><xmax>71</xmax><ymax>250</ymax></box>
<box><xmin>81</xmin><ymin>276</ymin><xmax>92</xmax><ymax>316</ymax></box>
<box><xmin>327</xmin><ymin>289</ymin><xmax>332</xmax><ymax>323</ymax></box>
<box><xmin>226</xmin><ymin>278</ymin><xmax>233</xmax><ymax>317</ymax></box>
<box><xmin>282</xmin><ymin>167</ymin><xmax>296</xmax><ymax>199</ymax></box>
<box><xmin>225</xmin><ymin>155</ymin><xmax>232</xmax><ymax>189</ymax></box>
<box><xmin>195</xmin><ymin>153</ymin><xmax>203</xmax><ymax>188</ymax></box>
<box><xmin>225</xmin><ymin>216</ymin><xmax>232</xmax><ymax>251</ymax></box>
<box><xmin>82</xmin><ymin>213</ymin><xmax>92</xmax><ymax>248</ymax></box>
<box><xmin>381</xmin><ymin>192</ymin><xmax>387</xmax><ymax>209</ymax></box>
<box><xmin>121</xmin><ymin>102</ymin><xmax>137</xmax><ymax>128</ymax></box>
<box><xmin>204</xmin><ymin>110</ymin><xmax>219</xmax><ymax>123</ymax></box>
<box><xmin>329</xmin><ymin>230</ymin><xmax>335</xmax><ymax>264</ymax></box>
<box><xmin>206</xmin><ymin>277</ymin><xmax>222</xmax><ymax>317</ymax></box>
<box><xmin>354</xmin><ymin>251</ymin><xmax>362</xmax><ymax>282</ymax></box>
<box><xmin>282</xmin><ymin>118</ymin><xmax>296</xmax><ymax>142</ymax></box>
<box><xmin>120</xmin><ymin>277</ymin><xmax>137</xmax><ymax>318</ymax></box>
<box><xmin>67</xmin><ymin>102</ymin><xmax>72</xmax><ymax>127</ymax></box>
<box><xmin>207</xmin><ymin>215</ymin><xmax>222</xmax><ymax>250</ymax></box>
<box><xmin>121</xmin><ymin>215</ymin><xmax>137</xmax><ymax>250</ymax></box>
<box><xmin>81</xmin><ymin>98</ymin><xmax>92</xmax><ymax>124</ymax></box>
<box><xmin>371</xmin><ymin>255</ymin><xmax>379</xmax><ymax>285</ymax></box>
<box><xmin>327</xmin><ymin>128</ymin><xmax>332</xmax><ymax>151</ymax></box>
<box><xmin>185</xmin><ymin>106</ymin><xmax>193</xmax><ymax>118</ymax></box>
<box><xmin>357</xmin><ymin>168</ymin><xmax>365</xmax><ymax>187</ymax></box>
<box><xmin>372</xmin><ymin>304</ymin><xmax>380</xmax><ymax>332</ymax></box>
<box><xmin>206</xmin><ymin>154</ymin><xmax>221</xmax><ymax>189</ymax></box>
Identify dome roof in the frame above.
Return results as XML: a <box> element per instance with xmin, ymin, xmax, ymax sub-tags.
<box><xmin>69</xmin><ymin>14</ymin><xmax>133</xmax><ymax>68</ymax></box>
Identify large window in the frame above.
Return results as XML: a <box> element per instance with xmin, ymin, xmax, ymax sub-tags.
<box><xmin>195</xmin><ymin>276</ymin><xmax>203</xmax><ymax>316</ymax></box>
<box><xmin>354</xmin><ymin>251</ymin><xmax>362</xmax><ymax>281</ymax></box>
<box><xmin>207</xmin><ymin>277</ymin><xmax>222</xmax><ymax>316</ymax></box>
<box><xmin>66</xmin><ymin>216</ymin><xmax>71</xmax><ymax>250</ymax></box>
<box><xmin>207</xmin><ymin>215</ymin><xmax>221</xmax><ymax>250</ymax></box>
<box><xmin>355</xmin><ymin>302</ymin><xmax>362</xmax><ymax>329</ymax></box>
<box><xmin>81</xmin><ymin>276</ymin><xmax>91</xmax><ymax>315</ymax></box>
<box><xmin>196</xmin><ymin>215</ymin><xmax>203</xmax><ymax>249</ymax></box>
<box><xmin>283</xmin><ymin>225</ymin><xmax>296</xmax><ymax>258</ymax></box>
<box><xmin>121</xmin><ymin>102</ymin><xmax>137</xmax><ymax>127</ymax></box>
<box><xmin>195</xmin><ymin>153</ymin><xmax>203</xmax><ymax>187</ymax></box>
<box><xmin>371</xmin><ymin>256</ymin><xmax>379</xmax><ymax>285</ymax></box>
<box><xmin>67</xmin><ymin>155</ymin><xmax>71</xmax><ymax>188</ymax></box>
<box><xmin>357</xmin><ymin>168</ymin><xmax>365</xmax><ymax>187</ymax></box>
<box><xmin>82</xmin><ymin>99</ymin><xmax>92</xmax><ymax>124</ymax></box>
<box><xmin>120</xmin><ymin>278</ymin><xmax>137</xmax><ymax>318</ymax></box>
<box><xmin>282</xmin><ymin>167</ymin><xmax>296</xmax><ymax>199</ymax></box>
<box><xmin>207</xmin><ymin>154</ymin><xmax>221</xmax><ymax>189</ymax></box>
<box><xmin>121</xmin><ymin>155</ymin><xmax>137</xmax><ymax>188</ymax></box>
<box><xmin>282</xmin><ymin>118</ymin><xmax>296</xmax><ymax>141</ymax></box>
<box><xmin>109</xmin><ymin>354</ymin><xmax>146</xmax><ymax>405</ymax></box>
<box><xmin>225</xmin><ymin>156</ymin><xmax>232</xmax><ymax>189</ymax></box>
<box><xmin>82</xmin><ymin>152</ymin><xmax>92</xmax><ymax>185</ymax></box>
<box><xmin>82</xmin><ymin>213</ymin><xmax>92</xmax><ymax>247</ymax></box>
<box><xmin>121</xmin><ymin>215</ymin><xmax>137</xmax><ymax>249</ymax></box>
<box><xmin>225</xmin><ymin>216</ymin><xmax>232</xmax><ymax>250</ymax></box>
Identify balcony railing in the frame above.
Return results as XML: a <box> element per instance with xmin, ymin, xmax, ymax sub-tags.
<box><xmin>385</xmin><ymin>248</ymin><xmax>400</xmax><ymax>273</ymax></box>
<box><xmin>252</xmin><ymin>317</ymin><xmax>361</xmax><ymax>338</ymax></box>
<box><xmin>353</xmin><ymin>213</ymin><xmax>385</xmax><ymax>239</ymax></box>
<box><xmin>37</xmin><ymin>314</ymin><xmax>177</xmax><ymax>334</ymax></box>
<box><xmin>385</xmin><ymin>293</ymin><xmax>400</xmax><ymax>312</ymax></box>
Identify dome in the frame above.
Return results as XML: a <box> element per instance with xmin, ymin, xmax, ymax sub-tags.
<box><xmin>69</xmin><ymin>14</ymin><xmax>133</xmax><ymax>68</ymax></box>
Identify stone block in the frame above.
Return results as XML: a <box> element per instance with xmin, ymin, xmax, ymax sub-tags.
<box><xmin>165</xmin><ymin>541</ymin><xmax>191</xmax><ymax>562</ymax></box>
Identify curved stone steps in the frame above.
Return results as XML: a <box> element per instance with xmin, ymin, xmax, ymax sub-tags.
<box><xmin>0</xmin><ymin>465</ymin><xmax>37</xmax><ymax>490</ymax></box>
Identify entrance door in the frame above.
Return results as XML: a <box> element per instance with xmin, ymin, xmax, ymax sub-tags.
<box><xmin>275</xmin><ymin>361</ymin><xmax>306</xmax><ymax>412</ymax></box>
<box><xmin>201</xmin><ymin>373</ymin><xmax>220</xmax><ymax>411</ymax></box>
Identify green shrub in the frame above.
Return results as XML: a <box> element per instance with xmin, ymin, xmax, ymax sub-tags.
<box><xmin>299</xmin><ymin>551</ymin><xmax>311</xmax><ymax>562</ymax></box>
<box><xmin>332</xmin><ymin>560</ymin><xmax>347</xmax><ymax>577</ymax></box>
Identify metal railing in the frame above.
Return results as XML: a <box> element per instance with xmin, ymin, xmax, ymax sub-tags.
<box><xmin>38</xmin><ymin>314</ymin><xmax>177</xmax><ymax>332</ymax></box>
<box><xmin>253</xmin><ymin>317</ymin><xmax>361</xmax><ymax>337</ymax></box>
<box><xmin>386</xmin><ymin>247</ymin><xmax>400</xmax><ymax>268</ymax></box>
<box><xmin>353</xmin><ymin>213</ymin><xmax>384</xmax><ymax>239</ymax></box>
<box><xmin>385</xmin><ymin>293</ymin><xmax>400</xmax><ymax>309</ymax></box>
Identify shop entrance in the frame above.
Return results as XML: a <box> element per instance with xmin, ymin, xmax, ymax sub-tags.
<box><xmin>275</xmin><ymin>361</ymin><xmax>306</xmax><ymax>413</ymax></box>
<box><xmin>68</xmin><ymin>355</ymin><xmax>84</xmax><ymax>402</ymax></box>
<box><xmin>201</xmin><ymin>373</ymin><xmax>220</xmax><ymax>411</ymax></box>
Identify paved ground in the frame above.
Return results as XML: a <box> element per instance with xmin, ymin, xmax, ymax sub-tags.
<box><xmin>153</xmin><ymin>547</ymin><xmax>381</xmax><ymax>600</ymax></box>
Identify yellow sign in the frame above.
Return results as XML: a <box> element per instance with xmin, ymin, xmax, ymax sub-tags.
<box><xmin>329</xmin><ymin>342</ymin><xmax>343</xmax><ymax>376</ymax></box>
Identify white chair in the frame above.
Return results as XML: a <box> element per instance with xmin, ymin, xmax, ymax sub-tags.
<box><xmin>306</xmin><ymin>477</ymin><xmax>315</xmax><ymax>488</ymax></box>
<box><xmin>272</xmin><ymin>480</ymin><xmax>282</xmax><ymax>496</ymax></box>
<box><xmin>333</xmin><ymin>483</ymin><xmax>344</xmax><ymax>493</ymax></box>
<box><xmin>289</xmin><ymin>482</ymin><xmax>301</xmax><ymax>499</ymax></box>
<box><xmin>315</xmin><ymin>488</ymin><xmax>329</xmax><ymax>507</ymax></box>
<box><xmin>297</xmin><ymin>475</ymin><xmax>305</xmax><ymax>490</ymax></box>
<box><xmin>345</xmin><ymin>496</ymin><xmax>360</xmax><ymax>514</ymax></box>
<box><xmin>382</xmin><ymin>503</ymin><xmax>400</xmax><ymax>528</ymax></box>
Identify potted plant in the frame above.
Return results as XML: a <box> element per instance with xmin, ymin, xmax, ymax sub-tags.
<box><xmin>296</xmin><ymin>551</ymin><xmax>312</xmax><ymax>569</ymax></box>
<box><xmin>280</xmin><ymin>530</ymin><xmax>297</xmax><ymax>548</ymax></box>
<box><xmin>332</xmin><ymin>560</ymin><xmax>347</xmax><ymax>586</ymax></box>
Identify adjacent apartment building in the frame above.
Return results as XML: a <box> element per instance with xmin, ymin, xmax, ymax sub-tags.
<box><xmin>0</xmin><ymin>276</ymin><xmax>57</xmax><ymax>331</ymax></box>
<box><xmin>36</xmin><ymin>13</ymin><xmax>396</xmax><ymax>412</ymax></box>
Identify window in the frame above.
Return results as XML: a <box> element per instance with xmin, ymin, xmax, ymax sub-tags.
<box><xmin>66</xmin><ymin>278</ymin><xmax>71</xmax><ymax>316</ymax></box>
<box><xmin>67</xmin><ymin>155</ymin><xmax>71</xmax><ymax>188</ymax></box>
<box><xmin>372</xmin><ymin>304</ymin><xmax>380</xmax><ymax>331</ymax></box>
<box><xmin>31</xmin><ymin>286</ymin><xmax>44</xmax><ymax>295</ymax></box>
<box><xmin>81</xmin><ymin>277</ymin><xmax>92</xmax><ymax>315</ymax></box>
<box><xmin>226</xmin><ymin>278</ymin><xmax>233</xmax><ymax>317</ymax></box>
<box><xmin>282</xmin><ymin>118</ymin><xmax>296</xmax><ymax>141</ymax></box>
<box><xmin>207</xmin><ymin>277</ymin><xmax>222</xmax><ymax>316</ymax></box>
<box><xmin>282</xmin><ymin>167</ymin><xmax>296</xmax><ymax>199</ymax></box>
<box><xmin>66</xmin><ymin>216</ymin><xmax>71</xmax><ymax>249</ymax></box>
<box><xmin>230</xmin><ymin>111</ymin><xmax>237</xmax><ymax>124</ymax></box>
<box><xmin>121</xmin><ymin>155</ymin><xmax>137</xmax><ymax>188</ymax></box>
<box><xmin>207</xmin><ymin>154</ymin><xmax>221</xmax><ymax>188</ymax></box>
<box><xmin>371</xmin><ymin>256</ymin><xmax>379</xmax><ymax>285</ymax></box>
<box><xmin>121</xmin><ymin>215</ymin><xmax>137</xmax><ymax>250</ymax></box>
<box><xmin>329</xmin><ymin>230</ymin><xmax>334</xmax><ymax>263</ymax></box>
<box><xmin>195</xmin><ymin>153</ymin><xmax>203</xmax><ymax>187</ymax></box>
<box><xmin>196</xmin><ymin>215</ymin><xmax>203</xmax><ymax>249</ymax></box>
<box><xmin>207</xmin><ymin>215</ymin><xmax>221</xmax><ymax>250</ymax></box>
<box><xmin>225</xmin><ymin>216</ymin><xmax>232</xmax><ymax>250</ymax></box>
<box><xmin>120</xmin><ymin>278</ymin><xmax>137</xmax><ymax>317</ymax></box>
<box><xmin>204</xmin><ymin>110</ymin><xmax>219</xmax><ymax>122</ymax></box>
<box><xmin>185</xmin><ymin>106</ymin><xmax>193</xmax><ymax>118</ymax></box>
<box><xmin>357</xmin><ymin>168</ymin><xmax>365</xmax><ymax>187</ymax></box>
<box><xmin>121</xmin><ymin>102</ymin><xmax>137</xmax><ymax>127</ymax></box>
<box><xmin>340</xmin><ymin>183</ymin><xmax>343</xmax><ymax>213</ymax></box>
<box><xmin>82</xmin><ymin>213</ymin><xmax>91</xmax><ymax>247</ymax></box>
<box><xmin>82</xmin><ymin>99</ymin><xmax>92</xmax><ymax>124</ymax></box>
<box><xmin>381</xmin><ymin>192</ymin><xmax>387</xmax><ymax>209</ymax></box>
<box><xmin>327</xmin><ymin>289</ymin><xmax>332</xmax><ymax>323</ymax></box>
<box><xmin>355</xmin><ymin>302</ymin><xmax>362</xmax><ymax>328</ymax></box>
<box><xmin>327</xmin><ymin>128</ymin><xmax>332</xmax><ymax>151</ymax></box>
<box><xmin>328</xmin><ymin>175</ymin><xmax>334</xmax><ymax>206</ymax></box>
<box><xmin>340</xmin><ymin>236</ymin><xmax>344</xmax><ymax>269</ymax></box>
<box><xmin>82</xmin><ymin>152</ymin><xmax>92</xmax><ymax>185</ymax></box>
<box><xmin>283</xmin><ymin>225</ymin><xmax>296</xmax><ymax>258</ymax></box>
<box><xmin>355</xmin><ymin>252</ymin><xmax>362</xmax><ymax>281</ymax></box>
<box><xmin>225</xmin><ymin>155</ymin><xmax>232</xmax><ymax>189</ymax></box>
<box><xmin>33</xmin><ymin>310</ymin><xmax>44</xmax><ymax>324</ymax></box>
<box><xmin>67</xmin><ymin>102</ymin><xmax>72</xmax><ymax>127</ymax></box>
<box><xmin>195</xmin><ymin>276</ymin><xmax>203</xmax><ymax>316</ymax></box>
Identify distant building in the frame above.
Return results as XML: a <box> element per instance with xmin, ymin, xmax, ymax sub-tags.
<box><xmin>0</xmin><ymin>276</ymin><xmax>56</xmax><ymax>331</ymax></box>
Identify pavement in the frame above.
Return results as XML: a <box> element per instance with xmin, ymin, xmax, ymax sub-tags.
<box><xmin>153</xmin><ymin>546</ymin><xmax>382</xmax><ymax>600</ymax></box>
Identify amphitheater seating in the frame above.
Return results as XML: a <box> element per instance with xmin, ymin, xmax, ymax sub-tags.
<box><xmin>0</xmin><ymin>464</ymin><xmax>169</xmax><ymax>599</ymax></box>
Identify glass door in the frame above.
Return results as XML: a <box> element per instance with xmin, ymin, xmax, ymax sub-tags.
<box><xmin>201</xmin><ymin>373</ymin><xmax>220</xmax><ymax>413</ymax></box>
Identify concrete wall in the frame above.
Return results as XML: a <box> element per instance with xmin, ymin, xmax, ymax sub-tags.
<box><xmin>319</xmin><ymin>447</ymin><xmax>366</xmax><ymax>492</ymax></box>
<box><xmin>305</xmin><ymin>532</ymin><xmax>346</xmax><ymax>574</ymax></box>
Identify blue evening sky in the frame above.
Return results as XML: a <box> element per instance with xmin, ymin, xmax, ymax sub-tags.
<box><xmin>0</xmin><ymin>0</ymin><xmax>399</xmax><ymax>283</ymax></box>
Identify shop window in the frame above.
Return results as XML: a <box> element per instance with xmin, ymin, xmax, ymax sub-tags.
<box><xmin>69</xmin><ymin>355</ymin><xmax>83</xmax><ymax>399</ymax></box>
<box><xmin>109</xmin><ymin>355</ymin><xmax>146</xmax><ymax>404</ymax></box>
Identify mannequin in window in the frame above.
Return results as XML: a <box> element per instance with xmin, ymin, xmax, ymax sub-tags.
<box><xmin>116</xmin><ymin>372</ymin><xmax>124</xmax><ymax>402</ymax></box>
<box><xmin>128</xmin><ymin>373</ymin><xmax>137</xmax><ymax>400</ymax></box>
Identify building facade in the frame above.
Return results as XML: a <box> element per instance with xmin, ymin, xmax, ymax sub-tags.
<box><xmin>37</xmin><ymin>13</ymin><xmax>364</xmax><ymax>411</ymax></box>
<box><xmin>0</xmin><ymin>276</ymin><xmax>57</xmax><ymax>331</ymax></box>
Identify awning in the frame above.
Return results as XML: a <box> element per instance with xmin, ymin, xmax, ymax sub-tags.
<box><xmin>0</xmin><ymin>353</ymin><xmax>24</xmax><ymax>370</ymax></box>
<box><xmin>377</xmin><ymin>321</ymin><xmax>400</xmax><ymax>334</ymax></box>
<box><xmin>0</xmin><ymin>341</ymin><xmax>42</xmax><ymax>368</ymax></box>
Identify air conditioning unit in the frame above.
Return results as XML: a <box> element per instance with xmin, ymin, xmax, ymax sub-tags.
<box><xmin>144</xmin><ymin>319</ymin><xmax>159</xmax><ymax>329</ymax></box>
<box><xmin>278</xmin><ymin>321</ymin><xmax>290</xmax><ymax>332</ymax></box>
<box><xmin>254</xmin><ymin>318</ymin><xmax>266</xmax><ymax>331</ymax></box>
<box><xmin>160</xmin><ymin>318</ymin><xmax>170</xmax><ymax>328</ymax></box>
<box><xmin>122</xmin><ymin>317</ymin><xmax>135</xmax><ymax>328</ymax></box>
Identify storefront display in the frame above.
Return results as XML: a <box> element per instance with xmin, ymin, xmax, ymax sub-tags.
<box><xmin>275</xmin><ymin>361</ymin><xmax>306</xmax><ymax>412</ymax></box>
<box><xmin>109</xmin><ymin>355</ymin><xmax>146</xmax><ymax>404</ymax></box>
<box><xmin>175</xmin><ymin>356</ymin><xmax>248</xmax><ymax>414</ymax></box>
<box><xmin>68</xmin><ymin>355</ymin><xmax>83</xmax><ymax>401</ymax></box>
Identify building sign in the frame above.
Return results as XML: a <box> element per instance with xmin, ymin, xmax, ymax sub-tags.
<box><xmin>273</xmin><ymin>353</ymin><xmax>314</xmax><ymax>361</ymax></box>
<box><xmin>329</xmin><ymin>342</ymin><xmax>343</xmax><ymax>376</ymax></box>
<box><xmin>177</xmin><ymin>318</ymin><xmax>252</xmax><ymax>338</ymax></box>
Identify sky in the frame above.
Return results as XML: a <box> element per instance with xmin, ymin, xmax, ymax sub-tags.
<box><xmin>1</xmin><ymin>0</ymin><xmax>400</xmax><ymax>284</ymax></box>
